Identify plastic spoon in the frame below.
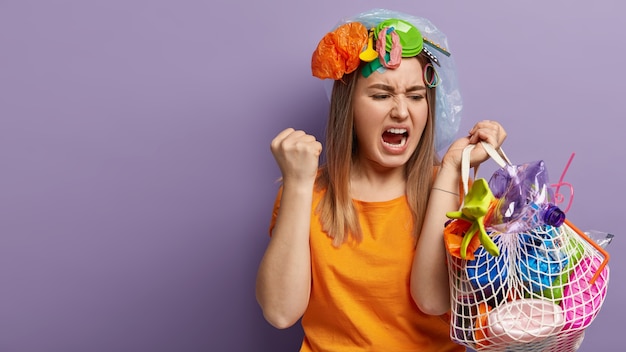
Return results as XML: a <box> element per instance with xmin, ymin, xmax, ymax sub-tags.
<box><xmin>359</xmin><ymin>32</ymin><xmax>378</xmax><ymax>62</ymax></box>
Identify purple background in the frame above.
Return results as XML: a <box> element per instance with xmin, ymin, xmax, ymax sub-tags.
<box><xmin>0</xmin><ymin>0</ymin><xmax>623</xmax><ymax>351</ymax></box>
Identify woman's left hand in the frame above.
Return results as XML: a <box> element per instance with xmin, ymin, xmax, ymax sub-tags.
<box><xmin>441</xmin><ymin>120</ymin><xmax>507</xmax><ymax>170</ymax></box>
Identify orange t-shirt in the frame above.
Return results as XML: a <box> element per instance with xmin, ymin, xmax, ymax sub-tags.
<box><xmin>269</xmin><ymin>187</ymin><xmax>464</xmax><ymax>352</ymax></box>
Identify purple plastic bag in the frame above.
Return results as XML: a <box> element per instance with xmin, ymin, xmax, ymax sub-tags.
<box><xmin>487</xmin><ymin>160</ymin><xmax>564</xmax><ymax>233</ymax></box>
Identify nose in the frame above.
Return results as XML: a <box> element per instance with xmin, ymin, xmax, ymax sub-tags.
<box><xmin>391</xmin><ymin>96</ymin><xmax>409</xmax><ymax>120</ymax></box>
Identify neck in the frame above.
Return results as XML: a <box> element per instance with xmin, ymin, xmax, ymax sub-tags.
<box><xmin>350</xmin><ymin>162</ymin><xmax>406</xmax><ymax>202</ymax></box>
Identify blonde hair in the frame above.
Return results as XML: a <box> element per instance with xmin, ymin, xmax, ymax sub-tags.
<box><xmin>316</xmin><ymin>53</ymin><xmax>440</xmax><ymax>246</ymax></box>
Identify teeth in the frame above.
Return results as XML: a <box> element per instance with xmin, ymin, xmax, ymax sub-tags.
<box><xmin>386</xmin><ymin>128</ymin><xmax>407</xmax><ymax>134</ymax></box>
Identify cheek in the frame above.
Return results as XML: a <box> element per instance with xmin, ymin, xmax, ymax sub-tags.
<box><xmin>353</xmin><ymin>104</ymin><xmax>385</xmax><ymax>132</ymax></box>
<box><xmin>413</xmin><ymin>105</ymin><xmax>429</xmax><ymax>125</ymax></box>
<box><xmin>353</xmin><ymin>118</ymin><xmax>378</xmax><ymax>141</ymax></box>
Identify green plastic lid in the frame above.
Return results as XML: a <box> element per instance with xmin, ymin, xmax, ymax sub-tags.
<box><xmin>374</xmin><ymin>19</ymin><xmax>423</xmax><ymax>57</ymax></box>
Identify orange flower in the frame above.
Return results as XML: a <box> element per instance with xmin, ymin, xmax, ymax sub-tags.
<box><xmin>444</xmin><ymin>219</ymin><xmax>480</xmax><ymax>260</ymax></box>
<box><xmin>311</xmin><ymin>22</ymin><xmax>369</xmax><ymax>80</ymax></box>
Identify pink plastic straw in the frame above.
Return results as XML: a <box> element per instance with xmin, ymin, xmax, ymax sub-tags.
<box><xmin>552</xmin><ymin>152</ymin><xmax>576</xmax><ymax>213</ymax></box>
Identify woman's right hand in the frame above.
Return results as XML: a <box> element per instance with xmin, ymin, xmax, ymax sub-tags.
<box><xmin>271</xmin><ymin>128</ymin><xmax>322</xmax><ymax>184</ymax></box>
<box><xmin>257</xmin><ymin>128</ymin><xmax>319</xmax><ymax>328</ymax></box>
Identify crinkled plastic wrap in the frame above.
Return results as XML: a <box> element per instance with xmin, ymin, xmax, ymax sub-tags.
<box><xmin>321</xmin><ymin>8</ymin><xmax>463</xmax><ymax>153</ymax></box>
<box><xmin>311</xmin><ymin>22</ymin><xmax>368</xmax><ymax>80</ymax></box>
<box><xmin>487</xmin><ymin>160</ymin><xmax>565</xmax><ymax>234</ymax></box>
<box><xmin>585</xmin><ymin>230</ymin><xmax>614</xmax><ymax>249</ymax></box>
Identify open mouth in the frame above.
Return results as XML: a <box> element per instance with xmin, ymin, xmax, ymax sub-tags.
<box><xmin>382</xmin><ymin>128</ymin><xmax>408</xmax><ymax>147</ymax></box>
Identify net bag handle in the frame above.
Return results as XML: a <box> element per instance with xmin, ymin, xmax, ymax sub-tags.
<box><xmin>460</xmin><ymin>141</ymin><xmax>511</xmax><ymax>196</ymax></box>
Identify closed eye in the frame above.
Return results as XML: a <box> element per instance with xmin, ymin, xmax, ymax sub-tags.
<box><xmin>372</xmin><ymin>94</ymin><xmax>391</xmax><ymax>100</ymax></box>
<box><xmin>408</xmin><ymin>94</ymin><xmax>425</xmax><ymax>101</ymax></box>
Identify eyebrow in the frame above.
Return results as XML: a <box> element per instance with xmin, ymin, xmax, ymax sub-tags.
<box><xmin>367</xmin><ymin>84</ymin><xmax>426</xmax><ymax>93</ymax></box>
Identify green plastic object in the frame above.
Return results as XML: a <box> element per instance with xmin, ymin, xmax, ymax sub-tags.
<box><xmin>374</xmin><ymin>19</ymin><xmax>423</xmax><ymax>57</ymax></box>
<box><xmin>446</xmin><ymin>178</ymin><xmax>500</xmax><ymax>259</ymax></box>
<box><xmin>539</xmin><ymin>238</ymin><xmax>586</xmax><ymax>303</ymax></box>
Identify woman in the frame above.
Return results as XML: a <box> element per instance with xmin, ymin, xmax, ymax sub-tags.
<box><xmin>256</xmin><ymin>9</ymin><xmax>506</xmax><ymax>351</ymax></box>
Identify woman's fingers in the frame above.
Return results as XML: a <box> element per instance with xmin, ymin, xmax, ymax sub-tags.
<box><xmin>272</xmin><ymin>129</ymin><xmax>321</xmax><ymax>156</ymax></box>
<box><xmin>468</xmin><ymin>120</ymin><xmax>507</xmax><ymax>147</ymax></box>
<box><xmin>270</xmin><ymin>128</ymin><xmax>322</xmax><ymax>181</ymax></box>
<box><xmin>466</xmin><ymin>120</ymin><xmax>507</xmax><ymax>166</ymax></box>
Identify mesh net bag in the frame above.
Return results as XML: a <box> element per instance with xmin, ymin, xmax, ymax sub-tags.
<box><xmin>446</xmin><ymin>143</ymin><xmax>610</xmax><ymax>352</ymax></box>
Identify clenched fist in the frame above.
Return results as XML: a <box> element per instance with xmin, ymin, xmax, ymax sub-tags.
<box><xmin>271</xmin><ymin>128</ymin><xmax>323</xmax><ymax>185</ymax></box>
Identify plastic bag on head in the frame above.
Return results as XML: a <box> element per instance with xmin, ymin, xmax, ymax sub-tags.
<box><xmin>321</xmin><ymin>8</ymin><xmax>463</xmax><ymax>153</ymax></box>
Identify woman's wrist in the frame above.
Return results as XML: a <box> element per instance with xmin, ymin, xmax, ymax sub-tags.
<box><xmin>432</xmin><ymin>164</ymin><xmax>461</xmax><ymax>196</ymax></box>
<box><xmin>431</xmin><ymin>187</ymin><xmax>459</xmax><ymax>196</ymax></box>
<box><xmin>439</xmin><ymin>157</ymin><xmax>460</xmax><ymax>173</ymax></box>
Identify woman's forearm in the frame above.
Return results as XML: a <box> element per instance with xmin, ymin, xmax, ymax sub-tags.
<box><xmin>411</xmin><ymin>167</ymin><xmax>460</xmax><ymax>315</ymax></box>
<box><xmin>255</xmin><ymin>181</ymin><xmax>313</xmax><ymax>328</ymax></box>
